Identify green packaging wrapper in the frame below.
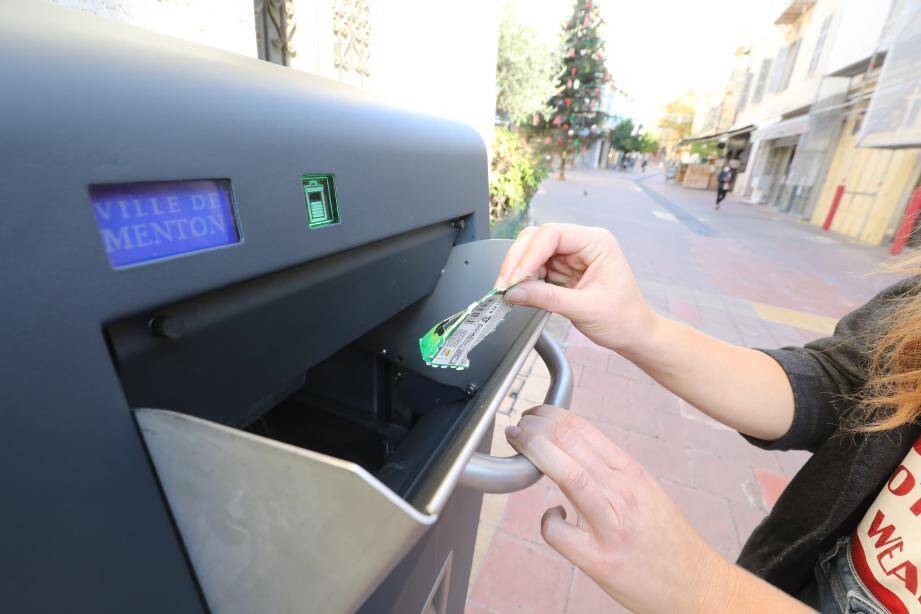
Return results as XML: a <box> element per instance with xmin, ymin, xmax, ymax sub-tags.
<box><xmin>419</xmin><ymin>276</ymin><xmax>525</xmax><ymax>370</ymax></box>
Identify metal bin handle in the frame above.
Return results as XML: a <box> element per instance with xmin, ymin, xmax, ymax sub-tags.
<box><xmin>459</xmin><ymin>331</ymin><xmax>574</xmax><ymax>494</ymax></box>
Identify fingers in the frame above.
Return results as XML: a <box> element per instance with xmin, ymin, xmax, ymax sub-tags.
<box><xmin>495</xmin><ymin>226</ymin><xmax>538</xmax><ymax>288</ymax></box>
<box><xmin>514</xmin><ymin>225</ymin><xmax>595</xmax><ymax>285</ymax></box>
<box><xmin>524</xmin><ymin>405</ymin><xmax>634</xmax><ymax>472</ymax></box>
<box><xmin>496</xmin><ymin>224</ymin><xmax>600</xmax><ymax>288</ymax></box>
<box><xmin>516</xmin><ymin>414</ymin><xmax>616</xmax><ymax>488</ymax></box>
<box><xmin>516</xmin><ymin>410</ymin><xmax>631</xmax><ymax>527</ymax></box>
<box><xmin>506</xmin><ymin>423</ymin><xmax>617</xmax><ymax>533</ymax></box>
<box><xmin>548</xmin><ymin>257</ymin><xmax>579</xmax><ymax>280</ymax></box>
<box><xmin>503</xmin><ymin>280</ymin><xmax>583</xmax><ymax>317</ymax></box>
<box><xmin>540</xmin><ymin>506</ymin><xmax>594</xmax><ymax>569</ymax></box>
<box><xmin>545</xmin><ymin>270</ymin><xmax>571</xmax><ymax>285</ymax></box>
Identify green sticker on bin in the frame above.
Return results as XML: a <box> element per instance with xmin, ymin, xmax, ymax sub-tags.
<box><xmin>302</xmin><ymin>174</ymin><xmax>340</xmax><ymax>229</ymax></box>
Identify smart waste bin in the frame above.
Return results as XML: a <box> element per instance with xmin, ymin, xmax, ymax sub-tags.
<box><xmin>0</xmin><ymin>5</ymin><xmax>574</xmax><ymax>614</ymax></box>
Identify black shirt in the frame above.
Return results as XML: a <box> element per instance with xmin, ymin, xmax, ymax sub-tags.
<box><xmin>737</xmin><ymin>278</ymin><xmax>921</xmax><ymax>605</ymax></box>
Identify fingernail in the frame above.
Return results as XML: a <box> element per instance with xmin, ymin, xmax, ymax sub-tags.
<box><xmin>505</xmin><ymin>425</ymin><xmax>521</xmax><ymax>439</ymax></box>
<box><xmin>558</xmin><ymin>505</ymin><xmax>567</xmax><ymax>520</ymax></box>
<box><xmin>504</xmin><ymin>287</ymin><xmax>527</xmax><ymax>304</ymax></box>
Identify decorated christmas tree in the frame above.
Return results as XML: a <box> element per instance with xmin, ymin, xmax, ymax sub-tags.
<box><xmin>538</xmin><ymin>0</ymin><xmax>610</xmax><ymax>179</ymax></box>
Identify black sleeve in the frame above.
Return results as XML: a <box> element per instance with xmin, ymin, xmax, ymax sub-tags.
<box><xmin>744</xmin><ymin>277</ymin><xmax>917</xmax><ymax>452</ymax></box>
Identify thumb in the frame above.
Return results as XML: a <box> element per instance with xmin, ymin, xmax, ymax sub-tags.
<box><xmin>503</xmin><ymin>280</ymin><xmax>582</xmax><ymax>316</ymax></box>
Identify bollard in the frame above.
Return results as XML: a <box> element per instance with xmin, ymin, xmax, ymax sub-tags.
<box><xmin>822</xmin><ymin>184</ymin><xmax>846</xmax><ymax>231</ymax></box>
<box><xmin>890</xmin><ymin>185</ymin><xmax>921</xmax><ymax>255</ymax></box>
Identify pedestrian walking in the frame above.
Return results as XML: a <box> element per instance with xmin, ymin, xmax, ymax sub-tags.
<box><xmin>716</xmin><ymin>164</ymin><xmax>732</xmax><ymax>209</ymax></box>
<box><xmin>641</xmin><ymin>157</ymin><xmax>647</xmax><ymax>173</ymax></box>
<box><xmin>497</xmin><ymin>223</ymin><xmax>921</xmax><ymax>613</ymax></box>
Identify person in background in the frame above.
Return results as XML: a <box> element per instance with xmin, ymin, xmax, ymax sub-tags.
<box><xmin>716</xmin><ymin>164</ymin><xmax>732</xmax><ymax>209</ymax></box>
<box><xmin>496</xmin><ymin>222</ymin><xmax>920</xmax><ymax>613</ymax></box>
<box><xmin>641</xmin><ymin>157</ymin><xmax>647</xmax><ymax>173</ymax></box>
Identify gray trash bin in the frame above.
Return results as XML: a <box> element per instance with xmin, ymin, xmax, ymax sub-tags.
<box><xmin>0</xmin><ymin>5</ymin><xmax>573</xmax><ymax>613</ymax></box>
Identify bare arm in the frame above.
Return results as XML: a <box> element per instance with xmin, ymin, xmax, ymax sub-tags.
<box><xmin>497</xmin><ymin>223</ymin><xmax>794</xmax><ymax>441</ymax></box>
<box><xmin>715</xmin><ymin>563</ymin><xmax>815</xmax><ymax>614</ymax></box>
<box><xmin>623</xmin><ymin>316</ymin><xmax>794</xmax><ymax>440</ymax></box>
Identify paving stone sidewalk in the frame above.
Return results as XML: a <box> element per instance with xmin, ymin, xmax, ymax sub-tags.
<box><xmin>466</xmin><ymin>169</ymin><xmax>894</xmax><ymax>614</ymax></box>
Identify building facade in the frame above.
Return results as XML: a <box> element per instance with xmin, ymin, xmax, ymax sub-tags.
<box><xmin>655</xmin><ymin>90</ymin><xmax>698</xmax><ymax>160</ymax></box>
<box><xmin>676</xmin><ymin>48</ymin><xmax>755</xmax><ymax>182</ymax></box>
<box><xmin>807</xmin><ymin>0</ymin><xmax>921</xmax><ymax>244</ymax></box>
<box><xmin>731</xmin><ymin>0</ymin><xmax>845</xmax><ymax>210</ymax></box>
<box><xmin>722</xmin><ymin>0</ymin><xmax>921</xmax><ymax>246</ymax></box>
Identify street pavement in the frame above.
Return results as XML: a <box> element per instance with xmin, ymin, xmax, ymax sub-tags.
<box><xmin>466</xmin><ymin>168</ymin><xmax>895</xmax><ymax>614</ymax></box>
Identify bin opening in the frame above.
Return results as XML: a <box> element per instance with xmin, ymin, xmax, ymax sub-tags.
<box><xmin>107</xmin><ymin>234</ymin><xmax>542</xmax><ymax>513</ymax></box>
<box><xmin>104</xmin><ymin>222</ymin><xmax>460</xmax><ymax>428</ymax></box>
<box><xmin>245</xmin><ymin>341</ymin><xmax>470</xmax><ymax>497</ymax></box>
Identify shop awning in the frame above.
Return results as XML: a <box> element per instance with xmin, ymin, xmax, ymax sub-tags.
<box><xmin>726</xmin><ymin>125</ymin><xmax>756</xmax><ymax>138</ymax></box>
<box><xmin>678</xmin><ymin>124</ymin><xmax>754</xmax><ymax>146</ymax></box>
<box><xmin>828</xmin><ymin>53</ymin><xmax>886</xmax><ymax>78</ymax></box>
<box><xmin>751</xmin><ymin>115</ymin><xmax>809</xmax><ymax>141</ymax></box>
<box><xmin>678</xmin><ymin>132</ymin><xmax>721</xmax><ymax>146</ymax></box>
<box><xmin>775</xmin><ymin>0</ymin><xmax>816</xmax><ymax>25</ymax></box>
<box><xmin>858</xmin><ymin>6</ymin><xmax>921</xmax><ymax>148</ymax></box>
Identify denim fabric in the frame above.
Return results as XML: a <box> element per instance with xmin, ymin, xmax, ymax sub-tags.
<box><xmin>815</xmin><ymin>537</ymin><xmax>887</xmax><ymax>614</ymax></box>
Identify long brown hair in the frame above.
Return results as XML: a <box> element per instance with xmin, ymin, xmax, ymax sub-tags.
<box><xmin>861</xmin><ymin>256</ymin><xmax>921</xmax><ymax>431</ymax></box>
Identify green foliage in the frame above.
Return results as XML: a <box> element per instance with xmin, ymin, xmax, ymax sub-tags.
<box><xmin>496</xmin><ymin>3</ymin><xmax>558</xmax><ymax>126</ymax></box>
<box><xmin>489</xmin><ymin>127</ymin><xmax>549</xmax><ymax>225</ymax></box>
<box><xmin>608</xmin><ymin>118</ymin><xmax>638</xmax><ymax>152</ymax></box>
<box><xmin>639</xmin><ymin>133</ymin><xmax>659</xmax><ymax>154</ymax></box>
<box><xmin>690</xmin><ymin>140</ymin><xmax>722</xmax><ymax>160</ymax></box>
<box><xmin>607</xmin><ymin>118</ymin><xmax>658</xmax><ymax>154</ymax></box>
<box><xmin>532</xmin><ymin>0</ymin><xmax>610</xmax><ymax>177</ymax></box>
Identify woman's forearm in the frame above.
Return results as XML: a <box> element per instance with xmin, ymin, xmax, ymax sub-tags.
<box><xmin>618</xmin><ymin>313</ymin><xmax>795</xmax><ymax>441</ymax></box>
<box><xmin>698</xmin><ymin>555</ymin><xmax>814</xmax><ymax>613</ymax></box>
<box><xmin>492</xmin><ymin>224</ymin><xmax>795</xmax><ymax>440</ymax></box>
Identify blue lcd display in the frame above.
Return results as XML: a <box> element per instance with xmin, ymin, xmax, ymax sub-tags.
<box><xmin>89</xmin><ymin>179</ymin><xmax>241</xmax><ymax>268</ymax></box>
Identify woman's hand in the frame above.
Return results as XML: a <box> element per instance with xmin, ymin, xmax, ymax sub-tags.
<box><xmin>505</xmin><ymin>405</ymin><xmax>730</xmax><ymax>613</ymax></box>
<box><xmin>496</xmin><ymin>223</ymin><xmax>657</xmax><ymax>352</ymax></box>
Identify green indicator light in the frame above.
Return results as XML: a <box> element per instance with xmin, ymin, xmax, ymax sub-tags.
<box><xmin>301</xmin><ymin>174</ymin><xmax>340</xmax><ymax>229</ymax></box>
